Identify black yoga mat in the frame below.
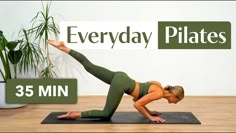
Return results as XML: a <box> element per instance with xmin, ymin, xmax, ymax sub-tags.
<box><xmin>41</xmin><ymin>112</ymin><xmax>201</xmax><ymax>124</ymax></box>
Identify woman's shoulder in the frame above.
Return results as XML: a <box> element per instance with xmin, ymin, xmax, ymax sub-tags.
<box><xmin>147</xmin><ymin>81</ymin><xmax>162</xmax><ymax>88</ymax></box>
<box><xmin>147</xmin><ymin>81</ymin><xmax>164</xmax><ymax>94</ymax></box>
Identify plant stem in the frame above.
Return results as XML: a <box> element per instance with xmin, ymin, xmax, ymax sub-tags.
<box><xmin>14</xmin><ymin>64</ymin><xmax>17</xmax><ymax>79</ymax></box>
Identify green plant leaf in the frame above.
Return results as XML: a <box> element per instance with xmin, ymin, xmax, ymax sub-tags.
<box><xmin>0</xmin><ymin>39</ymin><xmax>6</xmax><ymax>51</ymax></box>
<box><xmin>0</xmin><ymin>69</ymin><xmax>5</xmax><ymax>81</ymax></box>
<box><xmin>0</xmin><ymin>35</ymin><xmax>7</xmax><ymax>51</ymax></box>
<box><xmin>38</xmin><ymin>63</ymin><xmax>57</xmax><ymax>79</ymax></box>
<box><xmin>6</xmin><ymin>41</ymin><xmax>19</xmax><ymax>50</ymax></box>
<box><xmin>0</xmin><ymin>31</ymin><xmax>11</xmax><ymax>80</ymax></box>
<box><xmin>18</xmin><ymin>28</ymin><xmax>43</xmax><ymax>73</ymax></box>
<box><xmin>0</xmin><ymin>31</ymin><xmax>3</xmax><ymax>41</ymax></box>
<box><xmin>28</xmin><ymin>2</ymin><xmax>59</xmax><ymax>78</ymax></box>
<box><xmin>8</xmin><ymin>50</ymin><xmax>22</xmax><ymax>64</ymax></box>
<box><xmin>0</xmin><ymin>52</ymin><xmax>7</xmax><ymax>80</ymax></box>
<box><xmin>0</xmin><ymin>30</ymin><xmax>3</xmax><ymax>36</ymax></box>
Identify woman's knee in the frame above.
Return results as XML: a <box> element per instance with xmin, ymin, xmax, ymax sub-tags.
<box><xmin>103</xmin><ymin>110</ymin><xmax>114</xmax><ymax>119</ymax></box>
<box><xmin>113</xmin><ymin>72</ymin><xmax>126</xmax><ymax>80</ymax></box>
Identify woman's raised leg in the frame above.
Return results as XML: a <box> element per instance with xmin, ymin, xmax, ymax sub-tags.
<box><xmin>69</xmin><ymin>50</ymin><xmax>115</xmax><ymax>85</ymax></box>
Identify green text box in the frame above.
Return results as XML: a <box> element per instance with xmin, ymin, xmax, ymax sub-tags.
<box><xmin>6</xmin><ymin>79</ymin><xmax>77</xmax><ymax>104</ymax></box>
<box><xmin>158</xmin><ymin>21</ymin><xmax>231</xmax><ymax>49</ymax></box>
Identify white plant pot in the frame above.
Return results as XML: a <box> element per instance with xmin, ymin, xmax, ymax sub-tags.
<box><xmin>0</xmin><ymin>81</ymin><xmax>27</xmax><ymax>108</ymax></box>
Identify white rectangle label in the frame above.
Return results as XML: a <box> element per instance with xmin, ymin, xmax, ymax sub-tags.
<box><xmin>60</xmin><ymin>21</ymin><xmax>157</xmax><ymax>49</ymax></box>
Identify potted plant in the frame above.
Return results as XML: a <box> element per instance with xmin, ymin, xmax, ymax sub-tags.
<box><xmin>29</xmin><ymin>2</ymin><xmax>60</xmax><ymax>78</ymax></box>
<box><xmin>0</xmin><ymin>30</ymin><xmax>25</xmax><ymax>108</ymax></box>
<box><xmin>0</xmin><ymin>30</ymin><xmax>43</xmax><ymax>108</ymax></box>
<box><xmin>0</xmin><ymin>2</ymin><xmax>59</xmax><ymax>108</ymax></box>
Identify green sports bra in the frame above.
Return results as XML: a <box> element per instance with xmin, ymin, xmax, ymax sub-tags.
<box><xmin>138</xmin><ymin>82</ymin><xmax>152</xmax><ymax>99</ymax></box>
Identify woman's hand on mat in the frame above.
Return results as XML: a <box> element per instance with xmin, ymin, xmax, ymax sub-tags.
<box><xmin>47</xmin><ymin>39</ymin><xmax>71</xmax><ymax>53</ymax></box>
<box><xmin>150</xmin><ymin>116</ymin><xmax>166</xmax><ymax>123</ymax></box>
<box><xmin>57</xmin><ymin>111</ymin><xmax>80</xmax><ymax>119</ymax></box>
<box><xmin>150</xmin><ymin>111</ymin><xmax>161</xmax><ymax>116</ymax></box>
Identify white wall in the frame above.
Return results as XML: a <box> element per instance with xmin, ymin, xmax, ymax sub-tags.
<box><xmin>0</xmin><ymin>1</ymin><xmax>235</xmax><ymax>96</ymax></box>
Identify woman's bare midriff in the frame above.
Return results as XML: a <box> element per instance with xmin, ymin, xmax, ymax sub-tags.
<box><xmin>130</xmin><ymin>82</ymin><xmax>140</xmax><ymax>101</ymax></box>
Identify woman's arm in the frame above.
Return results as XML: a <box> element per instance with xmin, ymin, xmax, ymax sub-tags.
<box><xmin>133</xmin><ymin>99</ymin><xmax>154</xmax><ymax>115</ymax></box>
<box><xmin>143</xmin><ymin>106</ymin><xmax>151</xmax><ymax>114</ymax></box>
<box><xmin>134</xmin><ymin>89</ymin><xmax>165</xmax><ymax>123</ymax></box>
<box><xmin>143</xmin><ymin>105</ymin><xmax>162</xmax><ymax>116</ymax></box>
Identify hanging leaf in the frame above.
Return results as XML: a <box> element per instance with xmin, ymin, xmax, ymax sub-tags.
<box><xmin>6</xmin><ymin>41</ymin><xmax>19</xmax><ymax>50</ymax></box>
<box><xmin>0</xmin><ymin>39</ymin><xmax>5</xmax><ymax>51</ymax></box>
<box><xmin>8</xmin><ymin>50</ymin><xmax>22</xmax><ymax>64</ymax></box>
<box><xmin>18</xmin><ymin>28</ymin><xmax>43</xmax><ymax>74</ymax></box>
<box><xmin>29</xmin><ymin>2</ymin><xmax>59</xmax><ymax>78</ymax></box>
<box><xmin>0</xmin><ymin>32</ymin><xmax>7</xmax><ymax>51</ymax></box>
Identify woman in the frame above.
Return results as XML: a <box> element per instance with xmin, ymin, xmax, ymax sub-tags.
<box><xmin>47</xmin><ymin>39</ymin><xmax>184</xmax><ymax>123</ymax></box>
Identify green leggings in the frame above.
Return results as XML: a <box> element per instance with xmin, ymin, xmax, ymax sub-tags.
<box><xmin>69</xmin><ymin>50</ymin><xmax>136</xmax><ymax>119</ymax></box>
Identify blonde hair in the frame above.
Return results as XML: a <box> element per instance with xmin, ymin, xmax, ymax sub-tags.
<box><xmin>164</xmin><ymin>85</ymin><xmax>184</xmax><ymax>100</ymax></box>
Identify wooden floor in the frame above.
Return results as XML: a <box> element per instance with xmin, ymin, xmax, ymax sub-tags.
<box><xmin>0</xmin><ymin>96</ymin><xmax>236</xmax><ymax>132</ymax></box>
